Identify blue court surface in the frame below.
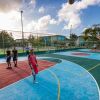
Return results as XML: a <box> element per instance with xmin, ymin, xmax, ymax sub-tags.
<box><xmin>0</xmin><ymin>55</ymin><xmax>100</xmax><ymax>100</ymax></box>
<box><xmin>0</xmin><ymin>56</ymin><xmax>27</xmax><ymax>63</ymax></box>
<box><xmin>78</xmin><ymin>49</ymin><xmax>100</xmax><ymax>52</ymax></box>
<box><xmin>55</xmin><ymin>51</ymin><xmax>100</xmax><ymax>60</ymax></box>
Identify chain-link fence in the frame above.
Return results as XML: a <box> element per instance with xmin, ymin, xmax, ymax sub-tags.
<box><xmin>0</xmin><ymin>29</ymin><xmax>100</xmax><ymax>55</ymax></box>
<box><xmin>0</xmin><ymin>29</ymin><xmax>70</xmax><ymax>54</ymax></box>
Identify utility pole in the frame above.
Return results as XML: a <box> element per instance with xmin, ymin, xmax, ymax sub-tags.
<box><xmin>21</xmin><ymin>10</ymin><xmax>24</xmax><ymax>52</ymax></box>
<box><xmin>37</xmin><ymin>33</ymin><xmax>39</xmax><ymax>51</ymax></box>
<box><xmin>2</xmin><ymin>32</ymin><xmax>5</xmax><ymax>54</ymax></box>
<box><xmin>70</xmin><ymin>25</ymin><xmax>72</xmax><ymax>47</ymax></box>
<box><xmin>70</xmin><ymin>25</ymin><xmax>72</xmax><ymax>35</ymax></box>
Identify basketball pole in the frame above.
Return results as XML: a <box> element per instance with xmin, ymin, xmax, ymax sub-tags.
<box><xmin>70</xmin><ymin>25</ymin><xmax>72</xmax><ymax>47</ymax></box>
<box><xmin>21</xmin><ymin>10</ymin><xmax>24</xmax><ymax>52</ymax></box>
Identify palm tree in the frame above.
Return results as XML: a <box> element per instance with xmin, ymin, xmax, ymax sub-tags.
<box><xmin>94</xmin><ymin>27</ymin><xmax>100</xmax><ymax>48</ymax></box>
<box><xmin>83</xmin><ymin>27</ymin><xmax>100</xmax><ymax>47</ymax></box>
<box><xmin>83</xmin><ymin>28</ymin><xmax>92</xmax><ymax>47</ymax></box>
<box><xmin>90</xmin><ymin>28</ymin><xmax>97</xmax><ymax>44</ymax></box>
<box><xmin>93</xmin><ymin>25</ymin><xmax>100</xmax><ymax>38</ymax></box>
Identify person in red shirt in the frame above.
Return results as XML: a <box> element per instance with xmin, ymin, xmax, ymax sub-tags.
<box><xmin>28</xmin><ymin>49</ymin><xmax>38</xmax><ymax>82</ymax></box>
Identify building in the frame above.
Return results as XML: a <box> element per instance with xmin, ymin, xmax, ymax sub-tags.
<box><xmin>40</xmin><ymin>35</ymin><xmax>69</xmax><ymax>47</ymax></box>
<box><xmin>76</xmin><ymin>36</ymin><xmax>85</xmax><ymax>46</ymax></box>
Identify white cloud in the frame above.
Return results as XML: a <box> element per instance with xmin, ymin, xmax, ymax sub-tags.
<box><xmin>30</xmin><ymin>0</ymin><xmax>36</xmax><ymax>4</ymax></box>
<box><xmin>35</xmin><ymin>15</ymin><xmax>51</xmax><ymax>31</ymax></box>
<box><xmin>0</xmin><ymin>0</ymin><xmax>22</xmax><ymax>12</ymax></box>
<box><xmin>39</xmin><ymin>6</ymin><xmax>45</xmax><ymax>14</ymax></box>
<box><xmin>50</xmin><ymin>19</ymin><xmax>57</xmax><ymax>25</ymax></box>
<box><xmin>63</xmin><ymin>12</ymin><xmax>81</xmax><ymax>29</ymax></box>
<box><xmin>0</xmin><ymin>10</ymin><xmax>21</xmax><ymax>30</ymax></box>
<box><xmin>76</xmin><ymin>0</ymin><xmax>100</xmax><ymax>10</ymax></box>
<box><xmin>26</xmin><ymin>15</ymin><xmax>57</xmax><ymax>32</ymax></box>
<box><xmin>1</xmin><ymin>0</ymin><xmax>100</xmax><ymax>39</ymax></box>
<box><xmin>0</xmin><ymin>0</ymin><xmax>36</xmax><ymax>31</ymax></box>
<box><xmin>58</xmin><ymin>0</ymin><xmax>100</xmax><ymax>30</ymax></box>
<box><xmin>0</xmin><ymin>0</ymin><xmax>36</xmax><ymax>12</ymax></box>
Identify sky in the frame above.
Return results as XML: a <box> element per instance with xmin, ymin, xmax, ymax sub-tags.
<box><xmin>0</xmin><ymin>0</ymin><xmax>100</xmax><ymax>38</ymax></box>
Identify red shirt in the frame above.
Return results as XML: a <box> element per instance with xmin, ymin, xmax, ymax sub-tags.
<box><xmin>28</xmin><ymin>54</ymin><xmax>37</xmax><ymax>66</ymax></box>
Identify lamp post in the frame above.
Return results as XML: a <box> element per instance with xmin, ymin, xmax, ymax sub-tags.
<box><xmin>2</xmin><ymin>32</ymin><xmax>5</xmax><ymax>54</ymax></box>
<box><xmin>21</xmin><ymin>10</ymin><xmax>24</xmax><ymax>52</ymax></box>
<box><xmin>70</xmin><ymin>25</ymin><xmax>72</xmax><ymax>47</ymax></box>
<box><xmin>70</xmin><ymin>25</ymin><xmax>72</xmax><ymax>35</ymax></box>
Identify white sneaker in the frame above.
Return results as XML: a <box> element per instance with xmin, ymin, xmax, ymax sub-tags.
<box><xmin>33</xmin><ymin>80</ymin><xmax>38</xmax><ymax>84</ymax></box>
<box><xmin>35</xmin><ymin>81</ymin><xmax>38</xmax><ymax>84</ymax></box>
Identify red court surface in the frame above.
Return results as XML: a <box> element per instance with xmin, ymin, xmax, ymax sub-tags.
<box><xmin>72</xmin><ymin>52</ymin><xmax>90</xmax><ymax>56</ymax></box>
<box><xmin>0</xmin><ymin>60</ymin><xmax>56</xmax><ymax>89</ymax></box>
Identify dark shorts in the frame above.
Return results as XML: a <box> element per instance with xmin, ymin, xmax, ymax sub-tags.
<box><xmin>13</xmin><ymin>56</ymin><xmax>17</xmax><ymax>61</ymax></box>
<box><xmin>6</xmin><ymin>56</ymin><xmax>11</xmax><ymax>62</ymax></box>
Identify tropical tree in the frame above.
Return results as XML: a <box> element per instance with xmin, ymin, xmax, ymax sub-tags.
<box><xmin>28</xmin><ymin>34</ymin><xmax>35</xmax><ymax>47</ymax></box>
<box><xmin>0</xmin><ymin>30</ymin><xmax>14</xmax><ymax>48</ymax></box>
<box><xmin>92</xmin><ymin>24</ymin><xmax>100</xmax><ymax>39</ymax></box>
<box><xmin>82</xmin><ymin>28</ymin><xmax>91</xmax><ymax>47</ymax></box>
<box><xmin>83</xmin><ymin>28</ymin><xmax>91</xmax><ymax>41</ymax></box>
<box><xmin>83</xmin><ymin>26</ymin><xmax>100</xmax><ymax>47</ymax></box>
<box><xmin>93</xmin><ymin>26</ymin><xmax>100</xmax><ymax>48</ymax></box>
<box><xmin>69</xmin><ymin>33</ymin><xmax>78</xmax><ymax>46</ymax></box>
<box><xmin>38</xmin><ymin>37</ymin><xmax>46</xmax><ymax>46</ymax></box>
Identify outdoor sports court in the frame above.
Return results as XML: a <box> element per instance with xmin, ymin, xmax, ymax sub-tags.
<box><xmin>0</xmin><ymin>49</ymin><xmax>100</xmax><ymax>100</ymax></box>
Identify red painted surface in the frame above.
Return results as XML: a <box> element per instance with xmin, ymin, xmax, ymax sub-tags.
<box><xmin>72</xmin><ymin>52</ymin><xmax>90</xmax><ymax>56</ymax></box>
<box><xmin>0</xmin><ymin>60</ymin><xmax>56</xmax><ymax>89</ymax></box>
